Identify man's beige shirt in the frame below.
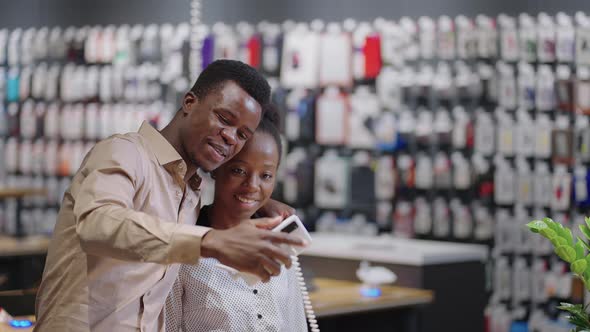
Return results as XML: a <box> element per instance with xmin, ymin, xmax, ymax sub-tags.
<box><xmin>34</xmin><ymin>122</ymin><xmax>210</xmax><ymax>332</ymax></box>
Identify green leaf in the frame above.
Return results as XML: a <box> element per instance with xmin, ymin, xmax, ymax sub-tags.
<box><xmin>585</xmin><ymin>216</ymin><xmax>590</xmax><ymax>229</ymax></box>
<box><xmin>558</xmin><ymin>302</ymin><xmax>590</xmax><ymax>329</ymax></box>
<box><xmin>556</xmin><ymin>245</ymin><xmax>577</xmax><ymax>263</ymax></box>
<box><xmin>540</xmin><ymin>227</ymin><xmax>558</xmax><ymax>240</ymax></box>
<box><xmin>527</xmin><ymin>220</ymin><xmax>548</xmax><ymax>233</ymax></box>
<box><xmin>545</xmin><ymin>217</ymin><xmax>561</xmax><ymax>232</ymax></box>
<box><xmin>579</xmin><ymin>237</ymin><xmax>590</xmax><ymax>251</ymax></box>
<box><xmin>583</xmin><ymin>268</ymin><xmax>590</xmax><ymax>291</ymax></box>
<box><xmin>576</xmin><ymin>241</ymin><xmax>586</xmax><ymax>260</ymax></box>
<box><xmin>581</xmin><ymin>225</ymin><xmax>590</xmax><ymax>241</ymax></box>
<box><xmin>562</xmin><ymin>227</ymin><xmax>574</xmax><ymax>245</ymax></box>
<box><xmin>551</xmin><ymin>236</ymin><xmax>569</xmax><ymax>247</ymax></box>
<box><xmin>573</xmin><ymin>259</ymin><xmax>588</xmax><ymax>275</ymax></box>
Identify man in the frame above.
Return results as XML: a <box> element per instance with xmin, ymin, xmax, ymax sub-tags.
<box><xmin>34</xmin><ymin>60</ymin><xmax>304</xmax><ymax>332</ymax></box>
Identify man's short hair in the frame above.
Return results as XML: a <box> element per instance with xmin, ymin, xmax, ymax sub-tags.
<box><xmin>190</xmin><ymin>60</ymin><xmax>271</xmax><ymax>107</ymax></box>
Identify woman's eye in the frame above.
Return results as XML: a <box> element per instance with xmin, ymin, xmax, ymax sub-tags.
<box><xmin>231</xmin><ymin>168</ymin><xmax>245</xmax><ymax>175</ymax></box>
<box><xmin>238</xmin><ymin>131</ymin><xmax>248</xmax><ymax>140</ymax></box>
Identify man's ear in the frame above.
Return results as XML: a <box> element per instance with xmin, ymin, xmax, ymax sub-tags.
<box><xmin>182</xmin><ymin>91</ymin><xmax>198</xmax><ymax>116</ymax></box>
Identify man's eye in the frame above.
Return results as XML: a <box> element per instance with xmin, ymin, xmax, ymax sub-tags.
<box><xmin>238</xmin><ymin>131</ymin><xmax>248</xmax><ymax>140</ymax></box>
<box><xmin>218</xmin><ymin>114</ymin><xmax>230</xmax><ymax>125</ymax></box>
<box><xmin>262</xmin><ymin>173</ymin><xmax>273</xmax><ymax>180</ymax></box>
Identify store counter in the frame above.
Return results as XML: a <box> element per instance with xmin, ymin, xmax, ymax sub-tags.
<box><xmin>312</xmin><ymin>278</ymin><xmax>433</xmax><ymax>332</ymax></box>
<box><xmin>300</xmin><ymin>233</ymin><xmax>488</xmax><ymax>332</ymax></box>
<box><xmin>0</xmin><ymin>278</ymin><xmax>432</xmax><ymax>332</ymax></box>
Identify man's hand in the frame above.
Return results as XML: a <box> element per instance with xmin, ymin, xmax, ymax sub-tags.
<box><xmin>257</xmin><ymin>199</ymin><xmax>295</xmax><ymax>219</ymax></box>
<box><xmin>200</xmin><ymin>217</ymin><xmax>307</xmax><ymax>282</ymax></box>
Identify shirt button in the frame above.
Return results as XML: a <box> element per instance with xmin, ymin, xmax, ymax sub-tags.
<box><xmin>253</xmin><ymin>289</ymin><xmax>258</xmax><ymax>294</ymax></box>
<box><xmin>257</xmin><ymin>314</ymin><xmax>262</xmax><ymax>319</ymax></box>
<box><xmin>176</xmin><ymin>191</ymin><xmax>182</xmax><ymax>198</ymax></box>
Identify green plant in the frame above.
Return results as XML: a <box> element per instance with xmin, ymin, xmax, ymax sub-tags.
<box><xmin>526</xmin><ymin>217</ymin><xmax>590</xmax><ymax>331</ymax></box>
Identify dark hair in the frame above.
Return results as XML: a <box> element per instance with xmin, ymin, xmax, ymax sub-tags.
<box><xmin>256</xmin><ymin>103</ymin><xmax>283</xmax><ymax>163</ymax></box>
<box><xmin>190</xmin><ymin>60</ymin><xmax>270</xmax><ymax>107</ymax></box>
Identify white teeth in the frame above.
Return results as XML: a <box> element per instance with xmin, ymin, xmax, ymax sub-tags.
<box><xmin>235</xmin><ymin>195</ymin><xmax>256</xmax><ymax>204</ymax></box>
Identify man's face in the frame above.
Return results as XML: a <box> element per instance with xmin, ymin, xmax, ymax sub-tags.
<box><xmin>180</xmin><ymin>81</ymin><xmax>262</xmax><ymax>172</ymax></box>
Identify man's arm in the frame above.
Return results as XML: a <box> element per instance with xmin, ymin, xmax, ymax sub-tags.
<box><xmin>73</xmin><ymin>136</ymin><xmax>306</xmax><ymax>279</ymax></box>
<box><xmin>72</xmin><ymin>137</ymin><xmax>208</xmax><ymax>264</ymax></box>
<box><xmin>257</xmin><ymin>198</ymin><xmax>296</xmax><ymax>219</ymax></box>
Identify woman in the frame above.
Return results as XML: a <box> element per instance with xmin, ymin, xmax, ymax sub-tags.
<box><xmin>165</xmin><ymin>104</ymin><xmax>308</xmax><ymax>332</ymax></box>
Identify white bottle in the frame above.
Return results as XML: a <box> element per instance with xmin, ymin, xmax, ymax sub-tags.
<box><xmin>519</xmin><ymin>13</ymin><xmax>537</xmax><ymax>63</ymax></box>
<box><xmin>375</xmin><ymin>156</ymin><xmax>395</xmax><ymax>200</ymax></box>
<box><xmin>5</xmin><ymin>137</ymin><xmax>18</xmax><ymax>173</ymax></box>
<box><xmin>314</xmin><ymin>150</ymin><xmax>349</xmax><ymax>209</ymax></box>
<box><xmin>437</xmin><ymin>16</ymin><xmax>455</xmax><ymax>60</ymax></box>
<box><xmin>44</xmin><ymin>103</ymin><xmax>60</xmax><ymax>139</ymax></box>
<box><xmin>85</xmin><ymin>103</ymin><xmax>99</xmax><ymax>140</ymax></box>
<box><xmin>556</xmin><ymin>12</ymin><xmax>575</xmax><ymax>63</ymax></box>
<box><xmin>537</xmin><ymin>13</ymin><xmax>556</xmax><ymax>63</ymax></box>
<box><xmin>497</xmin><ymin>62</ymin><xmax>516</xmax><ymax>109</ymax></box>
<box><xmin>514</xmin><ymin>109</ymin><xmax>535</xmax><ymax>156</ymax></box>
<box><xmin>32</xmin><ymin>63</ymin><xmax>48</xmax><ymax>99</ymax></box>
<box><xmin>517</xmin><ymin>62</ymin><xmax>536</xmax><ymax>110</ymax></box>
<box><xmin>414</xmin><ymin>154</ymin><xmax>433</xmax><ymax>190</ymax></box>
<box><xmin>474</xmin><ymin>110</ymin><xmax>495</xmax><ymax>156</ymax></box>
<box><xmin>0</xmin><ymin>29</ymin><xmax>8</xmax><ymax>64</ymax></box>
<box><xmin>498</xmin><ymin>14</ymin><xmax>519</xmax><ymax>61</ymax></box>
<box><xmin>494</xmin><ymin>156</ymin><xmax>515</xmax><ymax>205</ymax></box>
<box><xmin>536</xmin><ymin>65</ymin><xmax>555</xmax><ymax>111</ymax></box>
<box><xmin>515</xmin><ymin>157</ymin><xmax>533</xmax><ymax>206</ymax></box>
<box><xmin>534</xmin><ymin>114</ymin><xmax>553</xmax><ymax>158</ymax></box>
<box><xmin>31</xmin><ymin>139</ymin><xmax>44</xmax><ymax>175</ymax></box>
<box><xmin>19</xmin><ymin>100</ymin><xmax>37</xmax><ymax>139</ymax></box>
<box><xmin>418</xmin><ymin>17</ymin><xmax>436</xmax><ymax>59</ymax></box>
<box><xmin>19</xmin><ymin>66</ymin><xmax>32</xmax><ymax>101</ymax></box>
<box><xmin>44</xmin><ymin>140</ymin><xmax>58</xmax><ymax>176</ymax></box>
<box><xmin>19</xmin><ymin>139</ymin><xmax>33</xmax><ymax>175</ymax></box>
<box><xmin>452</xmin><ymin>152</ymin><xmax>471</xmax><ymax>190</ymax></box>
<box><xmin>476</xmin><ymin>15</ymin><xmax>498</xmax><ymax>59</ymax></box>
<box><xmin>33</xmin><ymin>27</ymin><xmax>49</xmax><ymax>61</ymax></box>
<box><xmin>59</xmin><ymin>104</ymin><xmax>71</xmax><ymax>140</ymax></box>
<box><xmin>551</xmin><ymin>165</ymin><xmax>572</xmax><ymax>211</ymax></box>
<box><xmin>44</xmin><ymin>64</ymin><xmax>60</xmax><ymax>101</ymax></box>
<box><xmin>533</xmin><ymin>162</ymin><xmax>552</xmax><ymax>207</ymax></box>
<box><xmin>495</xmin><ymin>108</ymin><xmax>514</xmax><ymax>156</ymax></box>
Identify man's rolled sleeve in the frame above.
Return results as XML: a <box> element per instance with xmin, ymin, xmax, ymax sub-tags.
<box><xmin>167</xmin><ymin>224</ymin><xmax>211</xmax><ymax>264</ymax></box>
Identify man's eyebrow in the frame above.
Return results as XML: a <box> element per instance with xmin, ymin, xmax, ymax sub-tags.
<box><xmin>244</xmin><ymin>127</ymin><xmax>255</xmax><ymax>135</ymax></box>
<box><xmin>216</xmin><ymin>108</ymin><xmax>237</xmax><ymax>118</ymax></box>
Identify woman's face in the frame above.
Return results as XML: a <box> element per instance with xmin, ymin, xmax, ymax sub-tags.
<box><xmin>212</xmin><ymin>131</ymin><xmax>279</xmax><ymax>220</ymax></box>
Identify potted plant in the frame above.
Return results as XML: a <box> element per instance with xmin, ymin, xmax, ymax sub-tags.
<box><xmin>527</xmin><ymin>217</ymin><xmax>590</xmax><ymax>331</ymax></box>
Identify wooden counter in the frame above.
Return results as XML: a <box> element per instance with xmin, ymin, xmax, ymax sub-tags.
<box><xmin>0</xmin><ymin>279</ymin><xmax>433</xmax><ymax>332</ymax></box>
<box><xmin>311</xmin><ymin>278</ymin><xmax>433</xmax><ymax>318</ymax></box>
<box><xmin>0</xmin><ymin>237</ymin><xmax>50</xmax><ymax>257</ymax></box>
<box><xmin>0</xmin><ymin>189</ymin><xmax>47</xmax><ymax>199</ymax></box>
